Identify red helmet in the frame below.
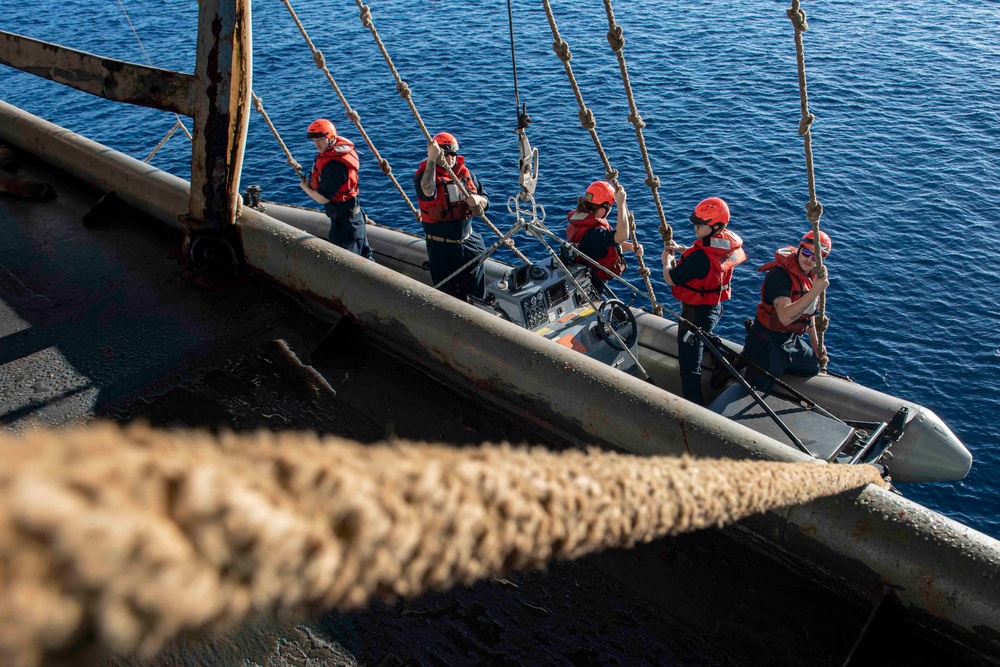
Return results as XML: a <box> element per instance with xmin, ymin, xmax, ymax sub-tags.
<box><xmin>690</xmin><ymin>197</ymin><xmax>730</xmax><ymax>226</ymax></box>
<box><xmin>307</xmin><ymin>119</ymin><xmax>337</xmax><ymax>139</ymax></box>
<box><xmin>584</xmin><ymin>180</ymin><xmax>616</xmax><ymax>207</ymax></box>
<box><xmin>433</xmin><ymin>132</ymin><xmax>459</xmax><ymax>153</ymax></box>
<box><xmin>800</xmin><ymin>230</ymin><xmax>832</xmax><ymax>257</ymax></box>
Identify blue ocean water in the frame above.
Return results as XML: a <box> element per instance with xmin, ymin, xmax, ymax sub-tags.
<box><xmin>2</xmin><ymin>1</ymin><xmax>998</xmax><ymax>538</ymax></box>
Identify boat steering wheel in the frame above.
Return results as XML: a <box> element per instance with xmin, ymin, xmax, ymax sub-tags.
<box><xmin>597</xmin><ymin>299</ymin><xmax>638</xmax><ymax>351</ymax></box>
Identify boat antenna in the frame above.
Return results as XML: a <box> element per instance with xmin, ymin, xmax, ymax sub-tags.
<box><xmin>507</xmin><ymin>0</ymin><xmax>538</xmax><ymax>199</ymax></box>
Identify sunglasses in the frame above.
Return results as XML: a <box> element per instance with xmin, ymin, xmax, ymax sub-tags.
<box><xmin>690</xmin><ymin>214</ymin><xmax>711</xmax><ymax>227</ymax></box>
<box><xmin>799</xmin><ymin>246</ymin><xmax>829</xmax><ymax>259</ymax></box>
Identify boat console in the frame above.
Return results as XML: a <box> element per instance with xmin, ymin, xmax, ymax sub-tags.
<box><xmin>470</xmin><ymin>258</ymin><xmax>640</xmax><ymax>377</ymax></box>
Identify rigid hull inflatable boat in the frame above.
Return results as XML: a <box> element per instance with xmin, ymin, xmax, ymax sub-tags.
<box><xmin>258</xmin><ymin>200</ymin><xmax>972</xmax><ymax>486</ymax></box>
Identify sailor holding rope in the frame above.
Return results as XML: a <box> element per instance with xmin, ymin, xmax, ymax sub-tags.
<box><xmin>743</xmin><ymin>230</ymin><xmax>832</xmax><ymax>394</ymax></box>
<box><xmin>565</xmin><ymin>180</ymin><xmax>642</xmax><ymax>296</ymax></box>
<box><xmin>662</xmin><ymin>197</ymin><xmax>746</xmax><ymax>405</ymax></box>
<box><xmin>415</xmin><ymin>132</ymin><xmax>491</xmax><ymax>301</ymax></box>
<box><xmin>300</xmin><ymin>119</ymin><xmax>374</xmax><ymax>260</ymax></box>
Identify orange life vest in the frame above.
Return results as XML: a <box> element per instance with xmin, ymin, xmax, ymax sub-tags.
<box><xmin>416</xmin><ymin>157</ymin><xmax>478</xmax><ymax>224</ymax></box>
<box><xmin>755</xmin><ymin>246</ymin><xmax>814</xmax><ymax>334</ymax></box>
<box><xmin>565</xmin><ymin>210</ymin><xmax>627</xmax><ymax>281</ymax></box>
<box><xmin>670</xmin><ymin>229</ymin><xmax>747</xmax><ymax>305</ymax></box>
<box><xmin>309</xmin><ymin>136</ymin><xmax>360</xmax><ymax>202</ymax></box>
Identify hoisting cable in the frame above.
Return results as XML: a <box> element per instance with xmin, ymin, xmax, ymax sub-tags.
<box><xmin>508</xmin><ymin>0</ymin><xmax>539</xmax><ymax>199</ymax></box>
<box><xmin>601</xmin><ymin>0</ymin><xmax>673</xmax><ymax>298</ymax></box>
<box><xmin>353</xmin><ymin>0</ymin><xmax>531</xmax><ymax>264</ymax></box>
<box><xmin>114</xmin><ymin>0</ymin><xmax>192</xmax><ymax>163</ymax></box>
<box><xmin>250</xmin><ymin>92</ymin><xmax>305</xmax><ymax>181</ymax></box>
<box><xmin>787</xmin><ymin>0</ymin><xmax>830</xmax><ymax>372</ymax></box>
<box><xmin>539</xmin><ymin>0</ymin><xmax>661</xmax><ymax>315</ymax></box>
<box><xmin>278</xmin><ymin>0</ymin><xmax>419</xmax><ymax>220</ymax></box>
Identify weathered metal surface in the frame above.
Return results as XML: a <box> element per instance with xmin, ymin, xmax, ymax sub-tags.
<box><xmin>187</xmin><ymin>0</ymin><xmax>251</xmax><ymax>232</ymax></box>
<box><xmin>1</xmin><ymin>102</ymin><xmax>999</xmax><ymax>659</ymax></box>
<box><xmin>0</xmin><ymin>31</ymin><xmax>195</xmax><ymax>116</ymax></box>
<box><xmin>0</xmin><ymin>100</ymin><xmax>188</xmax><ymax>228</ymax></box>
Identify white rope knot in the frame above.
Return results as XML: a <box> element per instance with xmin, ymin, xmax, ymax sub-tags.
<box><xmin>312</xmin><ymin>51</ymin><xmax>325</xmax><ymax>69</ymax></box>
<box><xmin>628</xmin><ymin>112</ymin><xmax>645</xmax><ymax>129</ymax></box>
<box><xmin>396</xmin><ymin>80</ymin><xmax>411</xmax><ymax>99</ymax></box>
<box><xmin>252</xmin><ymin>95</ymin><xmax>263</xmax><ymax>113</ymax></box>
<box><xmin>645</xmin><ymin>175</ymin><xmax>660</xmax><ymax>189</ymax></box>
<box><xmin>579</xmin><ymin>108</ymin><xmax>596</xmax><ymax>130</ymax></box>
<box><xmin>637</xmin><ymin>266</ymin><xmax>650</xmax><ymax>278</ymax></box>
<box><xmin>605</xmin><ymin>168</ymin><xmax>619</xmax><ymax>183</ymax></box>
<box><xmin>346</xmin><ymin>109</ymin><xmax>361</xmax><ymax>123</ymax></box>
<box><xmin>378</xmin><ymin>159</ymin><xmax>391</xmax><ymax>175</ymax></box>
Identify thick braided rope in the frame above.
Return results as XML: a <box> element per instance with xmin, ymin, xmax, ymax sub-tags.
<box><xmin>0</xmin><ymin>422</ymin><xmax>884</xmax><ymax>666</ymax></box>
<box><xmin>788</xmin><ymin>1</ymin><xmax>829</xmax><ymax>369</ymax></box>
<box><xmin>251</xmin><ymin>92</ymin><xmax>305</xmax><ymax>180</ymax></box>
<box><xmin>279</xmin><ymin>0</ymin><xmax>419</xmax><ymax>220</ymax></box>
<box><xmin>352</xmin><ymin>1</ymin><xmax>530</xmax><ymax>261</ymax></box>
<box><xmin>602</xmin><ymin>0</ymin><xmax>666</xmax><ymax>315</ymax></box>
<box><xmin>540</xmin><ymin>0</ymin><xmax>661</xmax><ymax>313</ymax></box>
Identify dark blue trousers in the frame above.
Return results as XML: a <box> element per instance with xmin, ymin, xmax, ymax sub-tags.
<box><xmin>326</xmin><ymin>199</ymin><xmax>373</xmax><ymax>260</ymax></box>
<box><xmin>677</xmin><ymin>302</ymin><xmax>723</xmax><ymax>406</ymax></box>
<box><xmin>743</xmin><ymin>319</ymin><xmax>821</xmax><ymax>395</ymax></box>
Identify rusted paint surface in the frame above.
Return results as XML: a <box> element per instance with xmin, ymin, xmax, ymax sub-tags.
<box><xmin>187</xmin><ymin>0</ymin><xmax>251</xmax><ymax>232</ymax></box>
<box><xmin>0</xmin><ymin>31</ymin><xmax>195</xmax><ymax>116</ymax></box>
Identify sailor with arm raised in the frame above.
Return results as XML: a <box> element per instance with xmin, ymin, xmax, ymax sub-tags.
<box><xmin>662</xmin><ymin>197</ymin><xmax>746</xmax><ymax>405</ymax></box>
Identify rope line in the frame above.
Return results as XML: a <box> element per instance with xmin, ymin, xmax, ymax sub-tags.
<box><xmin>250</xmin><ymin>92</ymin><xmax>305</xmax><ymax>180</ymax></box>
<box><xmin>115</xmin><ymin>0</ymin><xmax>192</xmax><ymax>161</ymax></box>
<box><xmin>787</xmin><ymin>0</ymin><xmax>829</xmax><ymax>370</ymax></box>
<box><xmin>352</xmin><ymin>0</ymin><xmax>530</xmax><ymax>263</ymax></box>
<box><xmin>0</xmin><ymin>422</ymin><xmax>884</xmax><ymax>666</ymax></box>
<box><xmin>143</xmin><ymin>117</ymin><xmax>183</xmax><ymax>164</ymax></box>
<box><xmin>539</xmin><ymin>0</ymin><xmax>660</xmax><ymax>314</ymax></box>
<box><xmin>601</xmin><ymin>0</ymin><xmax>669</xmax><ymax>316</ymax></box>
<box><xmin>278</xmin><ymin>0</ymin><xmax>419</xmax><ymax>219</ymax></box>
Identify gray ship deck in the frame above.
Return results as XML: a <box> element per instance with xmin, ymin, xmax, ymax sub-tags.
<box><xmin>0</xmin><ymin>154</ymin><xmax>979</xmax><ymax>666</ymax></box>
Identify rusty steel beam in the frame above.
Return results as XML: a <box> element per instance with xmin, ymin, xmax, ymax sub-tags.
<box><xmin>186</xmin><ymin>0</ymin><xmax>252</xmax><ymax>232</ymax></box>
<box><xmin>0</xmin><ymin>31</ymin><xmax>195</xmax><ymax>116</ymax></box>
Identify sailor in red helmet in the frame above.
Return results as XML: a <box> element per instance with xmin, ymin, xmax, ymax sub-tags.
<box><xmin>743</xmin><ymin>230</ymin><xmax>832</xmax><ymax>394</ymax></box>
<box><xmin>565</xmin><ymin>180</ymin><xmax>642</xmax><ymax>295</ymax></box>
<box><xmin>300</xmin><ymin>119</ymin><xmax>373</xmax><ymax>260</ymax></box>
<box><xmin>662</xmin><ymin>197</ymin><xmax>747</xmax><ymax>405</ymax></box>
<box><xmin>414</xmin><ymin>132</ymin><xmax>490</xmax><ymax>300</ymax></box>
